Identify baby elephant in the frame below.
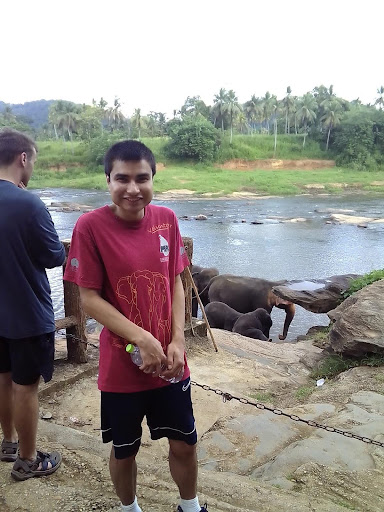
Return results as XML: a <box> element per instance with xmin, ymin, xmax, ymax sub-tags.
<box><xmin>232</xmin><ymin>308</ymin><xmax>272</xmax><ymax>341</ymax></box>
<box><xmin>205</xmin><ymin>302</ymin><xmax>272</xmax><ymax>341</ymax></box>
<box><xmin>205</xmin><ymin>301</ymin><xmax>241</xmax><ymax>331</ymax></box>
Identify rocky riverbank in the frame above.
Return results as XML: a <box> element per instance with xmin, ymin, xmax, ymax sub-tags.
<box><xmin>1</xmin><ymin>329</ymin><xmax>383</xmax><ymax>511</ymax></box>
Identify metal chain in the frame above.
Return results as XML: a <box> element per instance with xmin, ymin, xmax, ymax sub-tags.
<box><xmin>54</xmin><ymin>330</ymin><xmax>384</xmax><ymax>448</ymax></box>
<box><xmin>55</xmin><ymin>329</ymin><xmax>99</xmax><ymax>350</ymax></box>
<box><xmin>190</xmin><ymin>381</ymin><xmax>384</xmax><ymax>448</ymax></box>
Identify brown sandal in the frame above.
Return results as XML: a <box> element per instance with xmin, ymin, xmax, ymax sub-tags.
<box><xmin>11</xmin><ymin>450</ymin><xmax>62</xmax><ymax>481</ymax></box>
<box><xmin>0</xmin><ymin>439</ymin><xmax>18</xmax><ymax>462</ymax></box>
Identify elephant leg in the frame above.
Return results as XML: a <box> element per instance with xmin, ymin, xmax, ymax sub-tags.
<box><xmin>192</xmin><ymin>297</ymin><xmax>198</xmax><ymax>317</ymax></box>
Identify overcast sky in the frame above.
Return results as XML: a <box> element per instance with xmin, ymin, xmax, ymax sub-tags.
<box><xmin>2</xmin><ymin>0</ymin><xmax>383</xmax><ymax>117</ymax></box>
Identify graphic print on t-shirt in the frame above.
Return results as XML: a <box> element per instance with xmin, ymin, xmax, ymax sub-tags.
<box><xmin>116</xmin><ymin>270</ymin><xmax>171</xmax><ymax>346</ymax></box>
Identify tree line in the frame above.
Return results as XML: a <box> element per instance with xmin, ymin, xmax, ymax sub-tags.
<box><xmin>1</xmin><ymin>85</ymin><xmax>384</xmax><ymax>168</ymax></box>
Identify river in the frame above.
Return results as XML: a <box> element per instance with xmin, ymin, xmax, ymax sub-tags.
<box><xmin>35</xmin><ymin>188</ymin><xmax>384</xmax><ymax>342</ymax></box>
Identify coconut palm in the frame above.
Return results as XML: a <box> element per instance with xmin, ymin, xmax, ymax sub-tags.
<box><xmin>282</xmin><ymin>87</ymin><xmax>294</xmax><ymax>134</ymax></box>
<box><xmin>271</xmin><ymin>97</ymin><xmax>279</xmax><ymax>157</ymax></box>
<box><xmin>212</xmin><ymin>88</ymin><xmax>228</xmax><ymax>131</ymax></box>
<box><xmin>321</xmin><ymin>98</ymin><xmax>343</xmax><ymax>150</ymax></box>
<box><xmin>297</xmin><ymin>93</ymin><xmax>318</xmax><ymax>148</ymax></box>
<box><xmin>261</xmin><ymin>91</ymin><xmax>274</xmax><ymax>134</ymax></box>
<box><xmin>244</xmin><ymin>95</ymin><xmax>263</xmax><ymax>134</ymax></box>
<box><xmin>107</xmin><ymin>98</ymin><xmax>125</xmax><ymax>131</ymax></box>
<box><xmin>375</xmin><ymin>86</ymin><xmax>384</xmax><ymax>110</ymax></box>
<box><xmin>132</xmin><ymin>108</ymin><xmax>144</xmax><ymax>139</ymax></box>
<box><xmin>223</xmin><ymin>90</ymin><xmax>242</xmax><ymax>143</ymax></box>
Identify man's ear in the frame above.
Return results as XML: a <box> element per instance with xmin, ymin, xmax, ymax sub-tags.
<box><xmin>106</xmin><ymin>175</ymin><xmax>110</xmax><ymax>184</ymax></box>
<box><xmin>20</xmin><ymin>152</ymin><xmax>28</xmax><ymax>167</ymax></box>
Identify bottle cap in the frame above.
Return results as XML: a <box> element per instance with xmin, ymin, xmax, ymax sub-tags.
<box><xmin>125</xmin><ymin>344</ymin><xmax>135</xmax><ymax>353</ymax></box>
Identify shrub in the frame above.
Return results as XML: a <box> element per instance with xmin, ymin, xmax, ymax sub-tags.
<box><xmin>343</xmin><ymin>269</ymin><xmax>384</xmax><ymax>298</ymax></box>
<box><xmin>165</xmin><ymin>115</ymin><xmax>222</xmax><ymax>162</ymax></box>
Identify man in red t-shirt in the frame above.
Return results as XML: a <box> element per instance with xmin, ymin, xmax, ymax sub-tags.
<box><xmin>64</xmin><ymin>140</ymin><xmax>207</xmax><ymax>512</ymax></box>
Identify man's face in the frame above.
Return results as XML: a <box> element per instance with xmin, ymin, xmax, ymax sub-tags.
<box><xmin>21</xmin><ymin>148</ymin><xmax>37</xmax><ymax>186</ymax></box>
<box><xmin>107</xmin><ymin>159</ymin><xmax>153</xmax><ymax>221</ymax></box>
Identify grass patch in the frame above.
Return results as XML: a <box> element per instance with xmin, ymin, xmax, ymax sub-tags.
<box><xmin>343</xmin><ymin>269</ymin><xmax>384</xmax><ymax>298</ymax></box>
<box><xmin>295</xmin><ymin>386</ymin><xmax>314</xmax><ymax>400</ymax></box>
<box><xmin>218</xmin><ymin>134</ymin><xmax>329</xmax><ymax>161</ymax></box>
<box><xmin>248</xmin><ymin>392</ymin><xmax>274</xmax><ymax>403</ymax></box>
<box><xmin>310</xmin><ymin>354</ymin><xmax>384</xmax><ymax>380</ymax></box>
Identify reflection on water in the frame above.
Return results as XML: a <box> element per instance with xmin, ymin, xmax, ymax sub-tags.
<box><xmin>37</xmin><ymin>189</ymin><xmax>384</xmax><ymax>342</ymax></box>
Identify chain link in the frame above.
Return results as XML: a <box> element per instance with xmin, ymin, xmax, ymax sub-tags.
<box><xmin>54</xmin><ymin>330</ymin><xmax>384</xmax><ymax>448</ymax></box>
<box><xmin>56</xmin><ymin>329</ymin><xmax>100</xmax><ymax>349</ymax></box>
<box><xmin>190</xmin><ymin>381</ymin><xmax>384</xmax><ymax>448</ymax></box>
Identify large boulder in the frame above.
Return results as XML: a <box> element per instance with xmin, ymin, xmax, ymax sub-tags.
<box><xmin>328</xmin><ymin>280</ymin><xmax>384</xmax><ymax>356</ymax></box>
<box><xmin>272</xmin><ymin>274</ymin><xmax>359</xmax><ymax>313</ymax></box>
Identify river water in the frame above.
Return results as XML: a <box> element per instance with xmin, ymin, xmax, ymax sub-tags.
<box><xmin>36</xmin><ymin>188</ymin><xmax>384</xmax><ymax>342</ymax></box>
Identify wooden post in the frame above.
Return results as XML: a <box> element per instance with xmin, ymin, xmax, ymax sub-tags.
<box><xmin>62</xmin><ymin>240</ymin><xmax>88</xmax><ymax>363</ymax></box>
<box><xmin>181</xmin><ymin>237</ymin><xmax>193</xmax><ymax>328</ymax></box>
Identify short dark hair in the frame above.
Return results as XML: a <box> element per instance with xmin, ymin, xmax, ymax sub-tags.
<box><xmin>104</xmin><ymin>140</ymin><xmax>156</xmax><ymax>177</ymax></box>
<box><xmin>0</xmin><ymin>129</ymin><xmax>37</xmax><ymax>167</ymax></box>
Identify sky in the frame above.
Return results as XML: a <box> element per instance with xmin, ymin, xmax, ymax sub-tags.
<box><xmin>2</xmin><ymin>0</ymin><xmax>383</xmax><ymax>118</ymax></box>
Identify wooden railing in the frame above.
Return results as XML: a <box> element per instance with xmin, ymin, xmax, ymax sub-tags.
<box><xmin>56</xmin><ymin>237</ymin><xmax>195</xmax><ymax>363</ymax></box>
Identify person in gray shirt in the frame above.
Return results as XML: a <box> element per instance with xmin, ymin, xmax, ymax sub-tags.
<box><xmin>0</xmin><ymin>129</ymin><xmax>65</xmax><ymax>480</ymax></box>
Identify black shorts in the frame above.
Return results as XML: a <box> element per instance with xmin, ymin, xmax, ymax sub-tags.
<box><xmin>101</xmin><ymin>377</ymin><xmax>197</xmax><ymax>459</ymax></box>
<box><xmin>0</xmin><ymin>332</ymin><xmax>55</xmax><ymax>385</ymax></box>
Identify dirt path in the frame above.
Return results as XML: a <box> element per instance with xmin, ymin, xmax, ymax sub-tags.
<box><xmin>1</xmin><ymin>332</ymin><xmax>384</xmax><ymax>511</ymax></box>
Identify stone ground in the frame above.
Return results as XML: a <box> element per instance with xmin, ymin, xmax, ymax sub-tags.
<box><xmin>1</xmin><ymin>330</ymin><xmax>384</xmax><ymax>512</ymax></box>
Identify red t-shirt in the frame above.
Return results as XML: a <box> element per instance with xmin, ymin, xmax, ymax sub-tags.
<box><xmin>64</xmin><ymin>204</ymin><xmax>190</xmax><ymax>392</ymax></box>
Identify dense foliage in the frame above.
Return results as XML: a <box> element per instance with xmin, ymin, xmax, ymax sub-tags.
<box><xmin>2</xmin><ymin>84</ymin><xmax>384</xmax><ymax>165</ymax></box>
<box><xmin>165</xmin><ymin>116</ymin><xmax>222</xmax><ymax>161</ymax></box>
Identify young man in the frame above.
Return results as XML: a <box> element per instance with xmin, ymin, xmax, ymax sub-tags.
<box><xmin>0</xmin><ymin>129</ymin><xmax>65</xmax><ymax>480</ymax></box>
<box><xmin>64</xmin><ymin>140</ymin><xmax>207</xmax><ymax>512</ymax></box>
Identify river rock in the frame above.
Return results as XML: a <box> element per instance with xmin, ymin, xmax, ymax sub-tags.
<box><xmin>272</xmin><ymin>274</ymin><xmax>359</xmax><ymax>313</ymax></box>
<box><xmin>195</xmin><ymin>214</ymin><xmax>208</xmax><ymax>220</ymax></box>
<box><xmin>328</xmin><ymin>280</ymin><xmax>384</xmax><ymax>356</ymax></box>
<box><xmin>329</xmin><ymin>213</ymin><xmax>384</xmax><ymax>225</ymax></box>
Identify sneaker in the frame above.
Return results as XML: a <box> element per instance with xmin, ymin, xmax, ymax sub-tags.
<box><xmin>177</xmin><ymin>505</ymin><xmax>208</xmax><ymax>512</ymax></box>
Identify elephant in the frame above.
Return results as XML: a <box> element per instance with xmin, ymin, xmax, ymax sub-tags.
<box><xmin>191</xmin><ymin>265</ymin><xmax>219</xmax><ymax>317</ymax></box>
<box><xmin>232</xmin><ymin>308</ymin><xmax>272</xmax><ymax>341</ymax></box>
<box><xmin>205</xmin><ymin>302</ymin><xmax>272</xmax><ymax>341</ymax></box>
<box><xmin>207</xmin><ymin>274</ymin><xmax>295</xmax><ymax>340</ymax></box>
<box><xmin>204</xmin><ymin>301</ymin><xmax>242</xmax><ymax>330</ymax></box>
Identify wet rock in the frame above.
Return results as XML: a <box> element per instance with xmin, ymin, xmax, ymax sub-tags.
<box><xmin>195</xmin><ymin>214</ymin><xmax>208</xmax><ymax>220</ymax></box>
<box><xmin>328</xmin><ymin>280</ymin><xmax>384</xmax><ymax>356</ymax></box>
<box><xmin>273</xmin><ymin>275</ymin><xmax>359</xmax><ymax>313</ymax></box>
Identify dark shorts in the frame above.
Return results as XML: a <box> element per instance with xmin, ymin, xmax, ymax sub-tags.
<box><xmin>101</xmin><ymin>377</ymin><xmax>197</xmax><ymax>459</ymax></box>
<box><xmin>0</xmin><ymin>332</ymin><xmax>55</xmax><ymax>385</ymax></box>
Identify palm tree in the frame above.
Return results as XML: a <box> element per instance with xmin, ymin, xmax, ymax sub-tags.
<box><xmin>224</xmin><ymin>90</ymin><xmax>242</xmax><ymax>143</ymax></box>
<box><xmin>271</xmin><ymin>97</ymin><xmax>279</xmax><ymax>157</ymax></box>
<box><xmin>107</xmin><ymin>97</ymin><xmax>125</xmax><ymax>131</ymax></box>
<box><xmin>282</xmin><ymin>87</ymin><xmax>294</xmax><ymax>134</ymax></box>
<box><xmin>132</xmin><ymin>108</ymin><xmax>143</xmax><ymax>139</ymax></box>
<box><xmin>375</xmin><ymin>86</ymin><xmax>384</xmax><ymax>110</ymax></box>
<box><xmin>297</xmin><ymin>93</ymin><xmax>318</xmax><ymax>148</ymax></box>
<box><xmin>212</xmin><ymin>88</ymin><xmax>228</xmax><ymax>131</ymax></box>
<box><xmin>321</xmin><ymin>98</ymin><xmax>343</xmax><ymax>150</ymax></box>
<box><xmin>244</xmin><ymin>95</ymin><xmax>263</xmax><ymax>134</ymax></box>
<box><xmin>261</xmin><ymin>91</ymin><xmax>274</xmax><ymax>134</ymax></box>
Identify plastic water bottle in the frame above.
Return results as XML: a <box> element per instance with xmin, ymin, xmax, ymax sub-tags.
<box><xmin>125</xmin><ymin>344</ymin><xmax>183</xmax><ymax>384</ymax></box>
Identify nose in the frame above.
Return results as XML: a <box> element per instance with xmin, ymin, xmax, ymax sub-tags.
<box><xmin>126</xmin><ymin>181</ymin><xmax>140</xmax><ymax>194</ymax></box>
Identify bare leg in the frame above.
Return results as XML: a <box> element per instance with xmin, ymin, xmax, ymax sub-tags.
<box><xmin>12</xmin><ymin>379</ymin><xmax>39</xmax><ymax>460</ymax></box>
<box><xmin>109</xmin><ymin>447</ymin><xmax>138</xmax><ymax>506</ymax></box>
<box><xmin>0</xmin><ymin>372</ymin><xmax>18</xmax><ymax>442</ymax></box>
<box><xmin>169</xmin><ymin>440</ymin><xmax>198</xmax><ymax>500</ymax></box>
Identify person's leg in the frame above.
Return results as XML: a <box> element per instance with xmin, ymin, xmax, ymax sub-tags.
<box><xmin>109</xmin><ymin>448</ymin><xmax>138</xmax><ymax>506</ymax></box>
<box><xmin>0</xmin><ymin>372</ymin><xmax>18</xmax><ymax>443</ymax></box>
<box><xmin>168</xmin><ymin>439</ymin><xmax>198</xmax><ymax>499</ymax></box>
<box><xmin>12</xmin><ymin>379</ymin><xmax>39</xmax><ymax>460</ymax></box>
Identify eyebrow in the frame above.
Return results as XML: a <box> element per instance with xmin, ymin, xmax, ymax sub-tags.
<box><xmin>114</xmin><ymin>172</ymin><xmax>151</xmax><ymax>179</ymax></box>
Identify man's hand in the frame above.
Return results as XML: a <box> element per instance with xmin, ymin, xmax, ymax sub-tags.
<box><xmin>159</xmin><ymin>338</ymin><xmax>185</xmax><ymax>380</ymax></box>
<box><xmin>136</xmin><ymin>333</ymin><xmax>167</xmax><ymax>376</ymax></box>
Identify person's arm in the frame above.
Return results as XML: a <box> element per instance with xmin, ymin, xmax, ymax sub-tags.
<box><xmin>79</xmin><ymin>287</ymin><xmax>167</xmax><ymax>374</ymax></box>
<box><xmin>29</xmin><ymin>205</ymin><xmax>65</xmax><ymax>268</ymax></box>
<box><xmin>160</xmin><ymin>274</ymin><xmax>186</xmax><ymax>380</ymax></box>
